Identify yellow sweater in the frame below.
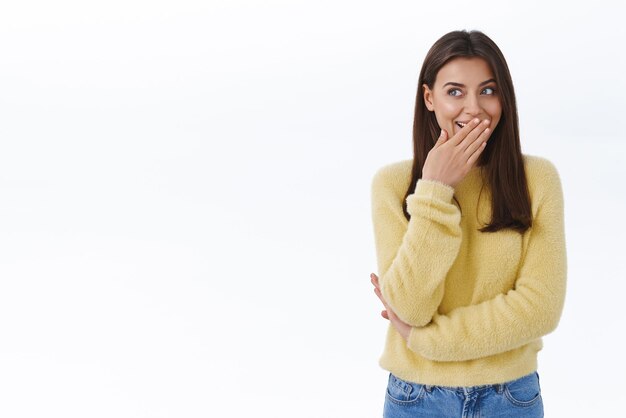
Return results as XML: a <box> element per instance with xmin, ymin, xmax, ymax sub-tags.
<box><xmin>370</xmin><ymin>154</ymin><xmax>567</xmax><ymax>387</ymax></box>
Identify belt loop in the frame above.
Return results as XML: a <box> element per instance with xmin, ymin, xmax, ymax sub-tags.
<box><xmin>495</xmin><ymin>383</ymin><xmax>503</xmax><ymax>394</ymax></box>
<box><xmin>424</xmin><ymin>384</ymin><xmax>433</xmax><ymax>392</ymax></box>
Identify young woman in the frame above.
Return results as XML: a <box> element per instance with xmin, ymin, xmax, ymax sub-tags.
<box><xmin>369</xmin><ymin>30</ymin><xmax>566</xmax><ymax>417</ymax></box>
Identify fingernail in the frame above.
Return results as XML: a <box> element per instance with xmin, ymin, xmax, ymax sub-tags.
<box><xmin>473</xmin><ymin>118</ymin><xmax>479</xmax><ymax>124</ymax></box>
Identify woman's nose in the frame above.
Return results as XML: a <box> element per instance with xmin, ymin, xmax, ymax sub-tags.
<box><xmin>464</xmin><ymin>95</ymin><xmax>482</xmax><ymax>115</ymax></box>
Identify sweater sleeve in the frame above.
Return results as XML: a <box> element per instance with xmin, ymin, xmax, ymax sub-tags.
<box><xmin>406</xmin><ymin>160</ymin><xmax>567</xmax><ymax>361</ymax></box>
<box><xmin>371</xmin><ymin>167</ymin><xmax>463</xmax><ymax>328</ymax></box>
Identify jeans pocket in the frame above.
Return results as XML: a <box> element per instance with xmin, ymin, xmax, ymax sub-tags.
<box><xmin>503</xmin><ymin>371</ymin><xmax>542</xmax><ymax>407</ymax></box>
<box><xmin>385</xmin><ymin>373</ymin><xmax>426</xmax><ymax>406</ymax></box>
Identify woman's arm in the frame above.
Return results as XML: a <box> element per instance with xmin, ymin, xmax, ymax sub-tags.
<box><xmin>371</xmin><ymin>165</ymin><xmax>462</xmax><ymax>328</ymax></box>
<box><xmin>371</xmin><ymin>126</ymin><xmax>490</xmax><ymax>327</ymax></box>
<box><xmin>405</xmin><ymin>161</ymin><xmax>567</xmax><ymax>361</ymax></box>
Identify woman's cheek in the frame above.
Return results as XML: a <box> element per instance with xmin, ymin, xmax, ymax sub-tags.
<box><xmin>441</xmin><ymin>103</ymin><xmax>461</xmax><ymax>122</ymax></box>
<box><xmin>433</xmin><ymin>104</ymin><xmax>456</xmax><ymax>129</ymax></box>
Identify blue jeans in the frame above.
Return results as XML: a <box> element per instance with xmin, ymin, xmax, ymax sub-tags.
<box><xmin>383</xmin><ymin>371</ymin><xmax>544</xmax><ymax>417</ymax></box>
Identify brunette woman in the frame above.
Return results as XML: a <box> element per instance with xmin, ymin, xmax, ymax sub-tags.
<box><xmin>370</xmin><ymin>29</ymin><xmax>566</xmax><ymax>418</ymax></box>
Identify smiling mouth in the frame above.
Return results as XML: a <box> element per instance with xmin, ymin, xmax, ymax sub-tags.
<box><xmin>455</xmin><ymin>121</ymin><xmax>468</xmax><ymax>129</ymax></box>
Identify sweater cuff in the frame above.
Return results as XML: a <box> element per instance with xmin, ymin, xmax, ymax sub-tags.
<box><xmin>406</xmin><ymin>326</ymin><xmax>427</xmax><ymax>354</ymax></box>
<box><xmin>406</xmin><ymin>179</ymin><xmax>455</xmax><ymax>210</ymax></box>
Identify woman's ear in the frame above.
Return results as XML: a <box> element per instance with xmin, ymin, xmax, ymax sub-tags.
<box><xmin>423</xmin><ymin>84</ymin><xmax>434</xmax><ymax>112</ymax></box>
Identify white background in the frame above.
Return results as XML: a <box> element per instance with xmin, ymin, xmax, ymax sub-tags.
<box><xmin>1</xmin><ymin>1</ymin><xmax>624</xmax><ymax>417</ymax></box>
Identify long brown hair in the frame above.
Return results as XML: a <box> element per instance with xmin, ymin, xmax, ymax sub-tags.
<box><xmin>403</xmin><ymin>29</ymin><xmax>532</xmax><ymax>233</ymax></box>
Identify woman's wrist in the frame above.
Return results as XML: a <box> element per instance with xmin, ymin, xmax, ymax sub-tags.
<box><xmin>421</xmin><ymin>176</ymin><xmax>453</xmax><ymax>186</ymax></box>
<box><xmin>418</xmin><ymin>177</ymin><xmax>455</xmax><ymax>192</ymax></box>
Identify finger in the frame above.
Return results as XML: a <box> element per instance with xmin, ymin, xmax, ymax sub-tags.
<box><xmin>385</xmin><ymin>305</ymin><xmax>397</xmax><ymax>320</ymax></box>
<box><xmin>466</xmin><ymin>131</ymin><xmax>489</xmax><ymax>166</ymax></box>
<box><xmin>374</xmin><ymin>287</ymin><xmax>384</xmax><ymax>303</ymax></box>
<box><xmin>371</xmin><ymin>274</ymin><xmax>381</xmax><ymax>290</ymax></box>
<box><xmin>433</xmin><ymin>129</ymin><xmax>447</xmax><ymax>148</ymax></box>
<box><xmin>373</xmin><ymin>282</ymin><xmax>380</xmax><ymax>292</ymax></box>
<box><xmin>465</xmin><ymin>125</ymin><xmax>491</xmax><ymax>159</ymax></box>
<box><xmin>448</xmin><ymin>117</ymin><xmax>481</xmax><ymax>146</ymax></box>
<box><xmin>374</xmin><ymin>290</ymin><xmax>398</xmax><ymax>322</ymax></box>
<box><xmin>459</xmin><ymin>119</ymin><xmax>490</xmax><ymax>152</ymax></box>
<box><xmin>374</xmin><ymin>288</ymin><xmax>391</xmax><ymax>311</ymax></box>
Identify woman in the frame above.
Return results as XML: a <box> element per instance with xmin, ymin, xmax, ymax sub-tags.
<box><xmin>369</xmin><ymin>30</ymin><xmax>566</xmax><ymax>417</ymax></box>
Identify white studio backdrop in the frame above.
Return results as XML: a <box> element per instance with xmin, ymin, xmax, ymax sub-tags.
<box><xmin>0</xmin><ymin>1</ymin><xmax>624</xmax><ymax>417</ymax></box>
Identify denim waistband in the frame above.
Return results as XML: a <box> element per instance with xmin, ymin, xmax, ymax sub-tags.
<box><xmin>422</xmin><ymin>383</ymin><xmax>504</xmax><ymax>395</ymax></box>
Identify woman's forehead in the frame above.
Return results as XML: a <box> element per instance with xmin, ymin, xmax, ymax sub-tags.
<box><xmin>435</xmin><ymin>57</ymin><xmax>495</xmax><ymax>87</ymax></box>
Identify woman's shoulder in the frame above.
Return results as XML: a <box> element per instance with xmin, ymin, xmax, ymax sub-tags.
<box><xmin>371</xmin><ymin>159</ymin><xmax>413</xmax><ymax>196</ymax></box>
<box><xmin>522</xmin><ymin>153</ymin><xmax>563</xmax><ymax>206</ymax></box>
<box><xmin>522</xmin><ymin>153</ymin><xmax>558</xmax><ymax>173</ymax></box>
<box><xmin>522</xmin><ymin>154</ymin><xmax>561</xmax><ymax>183</ymax></box>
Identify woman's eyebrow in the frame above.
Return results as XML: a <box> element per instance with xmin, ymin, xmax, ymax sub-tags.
<box><xmin>442</xmin><ymin>78</ymin><xmax>496</xmax><ymax>88</ymax></box>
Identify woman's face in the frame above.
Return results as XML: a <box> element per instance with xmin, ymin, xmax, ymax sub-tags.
<box><xmin>423</xmin><ymin>57</ymin><xmax>502</xmax><ymax>138</ymax></box>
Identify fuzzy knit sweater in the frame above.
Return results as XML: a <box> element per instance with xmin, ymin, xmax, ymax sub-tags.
<box><xmin>370</xmin><ymin>154</ymin><xmax>567</xmax><ymax>387</ymax></box>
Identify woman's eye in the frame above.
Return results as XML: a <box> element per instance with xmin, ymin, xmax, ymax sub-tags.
<box><xmin>446</xmin><ymin>87</ymin><xmax>496</xmax><ymax>97</ymax></box>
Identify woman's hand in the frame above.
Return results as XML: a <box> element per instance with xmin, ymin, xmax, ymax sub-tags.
<box><xmin>371</xmin><ymin>273</ymin><xmax>411</xmax><ymax>341</ymax></box>
<box><xmin>422</xmin><ymin>118</ymin><xmax>492</xmax><ymax>189</ymax></box>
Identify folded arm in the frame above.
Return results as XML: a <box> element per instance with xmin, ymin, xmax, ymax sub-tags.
<box><xmin>371</xmin><ymin>167</ymin><xmax>462</xmax><ymax>328</ymax></box>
